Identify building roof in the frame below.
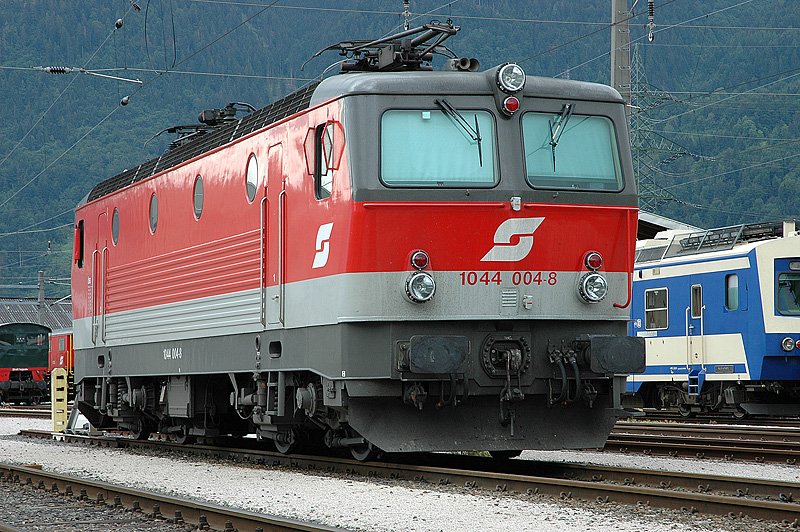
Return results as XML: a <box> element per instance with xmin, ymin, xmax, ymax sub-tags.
<box><xmin>0</xmin><ymin>298</ymin><xmax>72</xmax><ymax>332</ymax></box>
<box><xmin>638</xmin><ymin>211</ymin><xmax>700</xmax><ymax>240</ymax></box>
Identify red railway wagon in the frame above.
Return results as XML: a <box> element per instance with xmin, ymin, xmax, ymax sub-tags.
<box><xmin>72</xmin><ymin>24</ymin><xmax>644</xmax><ymax>458</ymax></box>
<box><xmin>48</xmin><ymin>330</ymin><xmax>73</xmax><ymax>373</ymax></box>
<box><xmin>0</xmin><ymin>323</ymin><xmax>49</xmax><ymax>404</ymax></box>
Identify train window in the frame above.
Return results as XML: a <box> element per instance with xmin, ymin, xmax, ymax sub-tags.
<box><xmin>315</xmin><ymin>124</ymin><xmax>333</xmax><ymax>199</ymax></box>
<box><xmin>522</xmin><ymin>112</ymin><xmax>623</xmax><ymax>191</ymax></box>
<box><xmin>776</xmin><ymin>273</ymin><xmax>800</xmax><ymax>315</ymax></box>
<box><xmin>644</xmin><ymin>288</ymin><xmax>668</xmax><ymax>330</ymax></box>
<box><xmin>73</xmin><ymin>220</ymin><xmax>84</xmax><ymax>268</ymax></box>
<box><xmin>149</xmin><ymin>193</ymin><xmax>158</xmax><ymax>234</ymax></box>
<box><xmin>193</xmin><ymin>175</ymin><xmax>204</xmax><ymax>219</ymax></box>
<box><xmin>111</xmin><ymin>208</ymin><xmax>120</xmax><ymax>245</ymax></box>
<box><xmin>725</xmin><ymin>274</ymin><xmax>739</xmax><ymax>311</ymax></box>
<box><xmin>380</xmin><ymin>109</ymin><xmax>496</xmax><ymax>187</ymax></box>
<box><xmin>246</xmin><ymin>154</ymin><xmax>258</xmax><ymax>203</ymax></box>
<box><xmin>58</xmin><ymin>337</ymin><xmax>66</xmax><ymax>351</ymax></box>
<box><xmin>691</xmin><ymin>284</ymin><xmax>703</xmax><ymax>319</ymax></box>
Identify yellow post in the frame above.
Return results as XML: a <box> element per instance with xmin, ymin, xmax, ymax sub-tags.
<box><xmin>50</xmin><ymin>368</ymin><xmax>69</xmax><ymax>432</ymax></box>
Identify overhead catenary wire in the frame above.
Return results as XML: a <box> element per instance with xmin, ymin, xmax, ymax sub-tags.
<box><xmin>556</xmin><ymin>0</ymin><xmax>758</xmax><ymax>78</ymax></box>
<box><xmin>0</xmin><ymin>0</ymin><xmax>282</xmax><ymax>218</ymax></box>
<box><xmin>0</xmin><ymin>3</ymin><xmax>135</xmax><ymax>178</ymax></box>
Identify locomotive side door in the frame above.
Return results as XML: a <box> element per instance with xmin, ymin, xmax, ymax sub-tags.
<box><xmin>264</xmin><ymin>143</ymin><xmax>285</xmax><ymax>326</ymax></box>
<box><xmin>91</xmin><ymin>210</ymin><xmax>109</xmax><ymax>344</ymax></box>
<box><xmin>687</xmin><ymin>281</ymin><xmax>705</xmax><ymax>371</ymax></box>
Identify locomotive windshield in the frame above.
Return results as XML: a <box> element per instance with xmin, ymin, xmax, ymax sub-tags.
<box><xmin>380</xmin><ymin>109</ymin><xmax>496</xmax><ymax>187</ymax></box>
<box><xmin>522</xmin><ymin>112</ymin><xmax>623</xmax><ymax>191</ymax></box>
<box><xmin>777</xmin><ymin>273</ymin><xmax>800</xmax><ymax>315</ymax></box>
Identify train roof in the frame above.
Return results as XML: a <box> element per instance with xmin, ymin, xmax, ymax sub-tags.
<box><xmin>635</xmin><ymin>220</ymin><xmax>799</xmax><ymax>265</ymax></box>
<box><xmin>83</xmin><ymin>67</ymin><xmax>624</xmax><ymax>205</ymax></box>
<box><xmin>0</xmin><ymin>297</ymin><xmax>72</xmax><ymax>331</ymax></box>
<box><xmin>309</xmin><ymin>69</ymin><xmax>624</xmax><ymax>105</ymax></box>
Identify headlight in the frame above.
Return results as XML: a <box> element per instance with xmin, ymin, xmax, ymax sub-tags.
<box><xmin>406</xmin><ymin>271</ymin><xmax>436</xmax><ymax>303</ymax></box>
<box><xmin>496</xmin><ymin>63</ymin><xmax>526</xmax><ymax>93</ymax></box>
<box><xmin>578</xmin><ymin>272</ymin><xmax>608</xmax><ymax>303</ymax></box>
<box><xmin>782</xmin><ymin>337</ymin><xmax>795</xmax><ymax>352</ymax></box>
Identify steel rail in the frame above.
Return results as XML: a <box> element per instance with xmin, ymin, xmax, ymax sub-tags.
<box><xmin>0</xmin><ymin>462</ymin><xmax>340</xmax><ymax>532</ymax></box>
<box><xmin>614</xmin><ymin>421</ymin><xmax>800</xmax><ymax>442</ymax></box>
<box><xmin>605</xmin><ymin>433</ymin><xmax>800</xmax><ymax>464</ymax></box>
<box><xmin>0</xmin><ymin>408</ymin><xmax>51</xmax><ymax>419</ymax></box>
<box><xmin>16</xmin><ymin>429</ymin><xmax>800</xmax><ymax>524</ymax></box>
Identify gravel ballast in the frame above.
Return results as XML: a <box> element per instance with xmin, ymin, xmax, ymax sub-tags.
<box><xmin>0</xmin><ymin>417</ymin><xmax>794</xmax><ymax>531</ymax></box>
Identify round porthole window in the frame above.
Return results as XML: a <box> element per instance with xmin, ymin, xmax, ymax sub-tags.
<box><xmin>246</xmin><ymin>153</ymin><xmax>258</xmax><ymax>203</ymax></box>
<box><xmin>193</xmin><ymin>175</ymin><xmax>204</xmax><ymax>219</ymax></box>
<box><xmin>111</xmin><ymin>208</ymin><xmax>120</xmax><ymax>245</ymax></box>
<box><xmin>149</xmin><ymin>193</ymin><xmax>158</xmax><ymax>233</ymax></box>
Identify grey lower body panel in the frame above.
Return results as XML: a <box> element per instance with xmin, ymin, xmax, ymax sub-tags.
<box><xmin>348</xmin><ymin>395</ymin><xmax>621</xmax><ymax>452</ymax></box>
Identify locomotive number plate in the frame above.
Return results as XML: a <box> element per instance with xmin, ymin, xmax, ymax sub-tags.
<box><xmin>459</xmin><ymin>271</ymin><xmax>558</xmax><ymax>286</ymax></box>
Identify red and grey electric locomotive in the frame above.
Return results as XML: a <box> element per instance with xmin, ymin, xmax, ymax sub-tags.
<box><xmin>72</xmin><ymin>23</ymin><xmax>644</xmax><ymax>458</ymax></box>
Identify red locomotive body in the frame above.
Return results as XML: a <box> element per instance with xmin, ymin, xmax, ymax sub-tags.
<box><xmin>73</xmin><ymin>26</ymin><xmax>644</xmax><ymax>457</ymax></box>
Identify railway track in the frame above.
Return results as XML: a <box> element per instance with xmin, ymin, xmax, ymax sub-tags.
<box><xmin>0</xmin><ymin>408</ymin><xmax>52</xmax><ymax>419</ymax></box>
<box><xmin>608</xmin><ymin>421</ymin><xmax>800</xmax><ymax>464</ymax></box>
<box><xmin>15</xmin><ymin>429</ymin><xmax>800</xmax><ymax>525</ymax></box>
<box><xmin>0</xmin><ymin>461</ymin><xmax>339</xmax><ymax>532</ymax></box>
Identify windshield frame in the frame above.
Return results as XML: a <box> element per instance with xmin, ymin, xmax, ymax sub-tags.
<box><xmin>378</xmin><ymin>106</ymin><xmax>499</xmax><ymax>189</ymax></box>
<box><xmin>776</xmin><ymin>271</ymin><xmax>800</xmax><ymax>316</ymax></box>
<box><xmin>520</xmin><ymin>109</ymin><xmax>624</xmax><ymax>193</ymax></box>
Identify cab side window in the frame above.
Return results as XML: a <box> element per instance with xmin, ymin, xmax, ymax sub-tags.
<box><xmin>315</xmin><ymin>123</ymin><xmax>334</xmax><ymax>200</ymax></box>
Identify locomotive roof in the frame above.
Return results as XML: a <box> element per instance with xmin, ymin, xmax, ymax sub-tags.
<box><xmin>310</xmin><ymin>69</ymin><xmax>624</xmax><ymax>106</ymax></box>
<box><xmin>85</xmin><ymin>68</ymin><xmax>623</xmax><ymax>204</ymax></box>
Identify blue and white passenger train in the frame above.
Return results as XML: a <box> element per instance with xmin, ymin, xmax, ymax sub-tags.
<box><xmin>627</xmin><ymin>220</ymin><xmax>800</xmax><ymax>417</ymax></box>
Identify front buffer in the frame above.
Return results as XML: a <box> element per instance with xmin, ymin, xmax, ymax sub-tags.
<box><xmin>341</xmin><ymin>323</ymin><xmax>644</xmax><ymax>453</ymax></box>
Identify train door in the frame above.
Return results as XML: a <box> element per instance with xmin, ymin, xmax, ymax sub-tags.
<box><xmin>687</xmin><ymin>281</ymin><xmax>706</xmax><ymax>371</ymax></box>
<box><xmin>91</xmin><ymin>211</ymin><xmax>109</xmax><ymax>344</ymax></box>
<box><xmin>264</xmin><ymin>143</ymin><xmax>285</xmax><ymax>326</ymax></box>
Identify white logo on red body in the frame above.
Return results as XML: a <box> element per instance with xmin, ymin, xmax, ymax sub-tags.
<box><xmin>312</xmin><ymin>222</ymin><xmax>334</xmax><ymax>269</ymax></box>
<box><xmin>480</xmin><ymin>217</ymin><xmax>545</xmax><ymax>262</ymax></box>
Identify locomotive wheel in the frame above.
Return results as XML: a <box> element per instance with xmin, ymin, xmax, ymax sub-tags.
<box><xmin>130</xmin><ymin>417</ymin><xmax>151</xmax><ymax>440</ymax></box>
<box><xmin>349</xmin><ymin>440</ymin><xmax>378</xmax><ymax>462</ymax></box>
<box><xmin>677</xmin><ymin>404</ymin><xmax>693</xmax><ymax>418</ymax></box>
<box><xmin>347</xmin><ymin>428</ymin><xmax>381</xmax><ymax>462</ymax></box>
<box><xmin>274</xmin><ymin>429</ymin><xmax>299</xmax><ymax>455</ymax></box>
<box><xmin>175</xmin><ymin>420</ymin><xmax>195</xmax><ymax>445</ymax></box>
<box><xmin>732</xmin><ymin>407</ymin><xmax>748</xmax><ymax>420</ymax></box>
<box><xmin>489</xmin><ymin>450</ymin><xmax>522</xmax><ymax>460</ymax></box>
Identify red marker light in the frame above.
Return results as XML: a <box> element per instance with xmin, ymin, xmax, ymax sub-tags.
<box><xmin>502</xmin><ymin>96</ymin><xmax>520</xmax><ymax>115</ymax></box>
<box><xmin>411</xmin><ymin>250</ymin><xmax>430</xmax><ymax>270</ymax></box>
<box><xmin>585</xmin><ymin>251</ymin><xmax>603</xmax><ymax>271</ymax></box>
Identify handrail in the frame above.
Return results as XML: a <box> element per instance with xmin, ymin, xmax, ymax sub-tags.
<box><xmin>259</xmin><ymin>196</ymin><xmax>267</xmax><ymax>326</ymax></box>
<box><xmin>91</xmin><ymin>250</ymin><xmax>99</xmax><ymax>344</ymax></box>
<box><xmin>614</xmin><ymin>208</ymin><xmax>635</xmax><ymax>309</ymax></box>
<box><xmin>278</xmin><ymin>190</ymin><xmax>286</xmax><ymax>326</ymax></box>
<box><xmin>700</xmin><ymin>304</ymin><xmax>706</xmax><ymax>371</ymax></box>
<box><xmin>685</xmin><ymin>306</ymin><xmax>691</xmax><ymax>371</ymax></box>
<box><xmin>100</xmin><ymin>247</ymin><xmax>108</xmax><ymax>342</ymax></box>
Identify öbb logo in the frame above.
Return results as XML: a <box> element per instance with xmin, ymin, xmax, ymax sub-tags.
<box><xmin>312</xmin><ymin>222</ymin><xmax>334</xmax><ymax>269</ymax></box>
<box><xmin>480</xmin><ymin>217</ymin><xmax>545</xmax><ymax>262</ymax></box>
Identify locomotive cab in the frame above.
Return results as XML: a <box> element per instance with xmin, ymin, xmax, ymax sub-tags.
<box><xmin>72</xmin><ymin>22</ymin><xmax>643</xmax><ymax>457</ymax></box>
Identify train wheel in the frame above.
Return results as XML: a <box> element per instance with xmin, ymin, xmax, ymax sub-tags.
<box><xmin>489</xmin><ymin>450</ymin><xmax>522</xmax><ymax>459</ymax></box>
<box><xmin>274</xmin><ymin>429</ymin><xmax>299</xmax><ymax>455</ymax></box>
<box><xmin>677</xmin><ymin>404</ymin><xmax>693</xmax><ymax>418</ymax></box>
<box><xmin>347</xmin><ymin>427</ymin><xmax>381</xmax><ymax>462</ymax></box>
<box><xmin>175</xmin><ymin>420</ymin><xmax>195</xmax><ymax>445</ymax></box>
<box><xmin>732</xmin><ymin>408</ymin><xmax>748</xmax><ymax>420</ymax></box>
<box><xmin>130</xmin><ymin>417</ymin><xmax>151</xmax><ymax>440</ymax></box>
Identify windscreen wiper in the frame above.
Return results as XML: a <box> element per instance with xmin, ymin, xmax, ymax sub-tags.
<box><xmin>549</xmin><ymin>103</ymin><xmax>574</xmax><ymax>172</ymax></box>
<box><xmin>434</xmin><ymin>98</ymin><xmax>483</xmax><ymax>167</ymax></box>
